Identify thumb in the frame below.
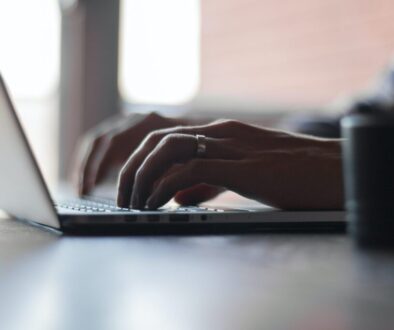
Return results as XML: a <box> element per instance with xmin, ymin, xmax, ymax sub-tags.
<box><xmin>174</xmin><ymin>184</ymin><xmax>225</xmax><ymax>205</ymax></box>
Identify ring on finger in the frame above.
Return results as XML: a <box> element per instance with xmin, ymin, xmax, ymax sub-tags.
<box><xmin>195</xmin><ymin>134</ymin><xmax>207</xmax><ymax>158</ymax></box>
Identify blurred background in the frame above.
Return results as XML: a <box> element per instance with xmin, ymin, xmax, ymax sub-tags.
<box><xmin>1</xmin><ymin>0</ymin><xmax>394</xmax><ymax>190</ymax></box>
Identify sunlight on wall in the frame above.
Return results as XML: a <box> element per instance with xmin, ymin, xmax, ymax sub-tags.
<box><xmin>119</xmin><ymin>0</ymin><xmax>200</xmax><ymax>105</ymax></box>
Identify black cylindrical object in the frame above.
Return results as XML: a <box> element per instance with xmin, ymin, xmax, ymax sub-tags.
<box><xmin>341</xmin><ymin>103</ymin><xmax>394</xmax><ymax>247</ymax></box>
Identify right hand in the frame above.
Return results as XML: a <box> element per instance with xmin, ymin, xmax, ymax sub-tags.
<box><xmin>74</xmin><ymin>112</ymin><xmax>178</xmax><ymax>196</ymax></box>
<box><xmin>115</xmin><ymin>119</ymin><xmax>343</xmax><ymax>210</ymax></box>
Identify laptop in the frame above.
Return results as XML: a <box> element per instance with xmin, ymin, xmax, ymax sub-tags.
<box><xmin>0</xmin><ymin>74</ymin><xmax>346</xmax><ymax>234</ymax></box>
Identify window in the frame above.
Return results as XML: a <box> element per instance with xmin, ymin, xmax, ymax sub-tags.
<box><xmin>120</xmin><ymin>0</ymin><xmax>394</xmax><ymax>114</ymax></box>
<box><xmin>119</xmin><ymin>0</ymin><xmax>200</xmax><ymax>105</ymax></box>
<box><xmin>0</xmin><ymin>0</ymin><xmax>60</xmax><ymax>187</ymax></box>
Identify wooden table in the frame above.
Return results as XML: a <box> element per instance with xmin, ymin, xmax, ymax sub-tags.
<box><xmin>1</xmin><ymin>210</ymin><xmax>394</xmax><ymax>330</ymax></box>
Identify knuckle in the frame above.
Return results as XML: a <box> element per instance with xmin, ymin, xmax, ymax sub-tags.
<box><xmin>145</xmin><ymin>130</ymin><xmax>163</xmax><ymax>146</ymax></box>
<box><xmin>84</xmin><ymin>124</ymin><xmax>114</xmax><ymax>143</ymax></box>
<box><xmin>211</xmin><ymin>119</ymin><xmax>242</xmax><ymax>131</ymax></box>
<box><xmin>83</xmin><ymin>131</ymin><xmax>103</xmax><ymax>149</ymax></box>
<box><xmin>224</xmin><ymin>119</ymin><xmax>242</xmax><ymax>129</ymax></box>
<box><xmin>147</xmin><ymin>111</ymin><xmax>160</xmax><ymax>120</ymax></box>
<box><xmin>84</xmin><ymin>127</ymin><xmax>102</xmax><ymax>140</ymax></box>
<box><xmin>105</xmin><ymin>134</ymin><xmax>117</xmax><ymax>148</ymax></box>
<box><xmin>99</xmin><ymin>133</ymin><xmax>112</xmax><ymax>146</ymax></box>
<box><xmin>160</xmin><ymin>133</ymin><xmax>180</xmax><ymax>148</ymax></box>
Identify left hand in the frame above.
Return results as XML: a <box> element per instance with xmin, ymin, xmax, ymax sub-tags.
<box><xmin>116</xmin><ymin>120</ymin><xmax>344</xmax><ymax>210</ymax></box>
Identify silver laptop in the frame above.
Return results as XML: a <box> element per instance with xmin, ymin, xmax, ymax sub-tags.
<box><xmin>0</xmin><ymin>74</ymin><xmax>345</xmax><ymax>234</ymax></box>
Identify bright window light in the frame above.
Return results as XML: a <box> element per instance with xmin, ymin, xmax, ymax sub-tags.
<box><xmin>119</xmin><ymin>0</ymin><xmax>200</xmax><ymax>105</ymax></box>
<box><xmin>0</xmin><ymin>0</ymin><xmax>60</xmax><ymax>186</ymax></box>
<box><xmin>0</xmin><ymin>0</ymin><xmax>60</xmax><ymax>99</ymax></box>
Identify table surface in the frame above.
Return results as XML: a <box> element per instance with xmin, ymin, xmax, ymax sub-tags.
<box><xmin>1</xmin><ymin>208</ymin><xmax>394</xmax><ymax>330</ymax></box>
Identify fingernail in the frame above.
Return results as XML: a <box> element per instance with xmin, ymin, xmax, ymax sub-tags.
<box><xmin>146</xmin><ymin>196</ymin><xmax>156</xmax><ymax>209</ymax></box>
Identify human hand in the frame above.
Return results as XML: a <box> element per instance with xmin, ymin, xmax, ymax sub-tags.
<box><xmin>116</xmin><ymin>120</ymin><xmax>343</xmax><ymax>210</ymax></box>
<box><xmin>74</xmin><ymin>112</ymin><xmax>179</xmax><ymax>196</ymax></box>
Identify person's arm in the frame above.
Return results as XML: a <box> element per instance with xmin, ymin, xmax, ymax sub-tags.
<box><xmin>116</xmin><ymin>119</ymin><xmax>344</xmax><ymax>210</ymax></box>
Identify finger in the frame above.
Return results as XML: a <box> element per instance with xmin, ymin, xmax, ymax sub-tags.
<box><xmin>75</xmin><ymin>119</ymin><xmax>124</xmax><ymax>195</ymax></box>
<box><xmin>90</xmin><ymin>113</ymin><xmax>167</xmax><ymax>187</ymax></box>
<box><xmin>174</xmin><ymin>184</ymin><xmax>225</xmax><ymax>205</ymax></box>
<box><xmin>121</xmin><ymin>133</ymin><xmax>196</xmax><ymax>208</ymax></box>
<box><xmin>153</xmin><ymin>166</ymin><xmax>224</xmax><ymax>204</ymax></box>
<box><xmin>77</xmin><ymin>134</ymin><xmax>108</xmax><ymax>196</ymax></box>
<box><xmin>146</xmin><ymin>159</ymin><xmax>238</xmax><ymax>209</ymax></box>
<box><xmin>88</xmin><ymin>137</ymin><xmax>115</xmax><ymax>186</ymax></box>
<box><xmin>75</xmin><ymin>113</ymin><xmax>148</xmax><ymax>195</ymax></box>
<box><xmin>92</xmin><ymin>133</ymin><xmax>128</xmax><ymax>186</ymax></box>
<box><xmin>115</xmin><ymin>120</ymin><xmax>246</xmax><ymax>206</ymax></box>
<box><xmin>119</xmin><ymin>133</ymin><xmax>243</xmax><ymax>208</ymax></box>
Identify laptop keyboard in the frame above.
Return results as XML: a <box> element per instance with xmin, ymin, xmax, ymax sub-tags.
<box><xmin>55</xmin><ymin>197</ymin><xmax>223</xmax><ymax>213</ymax></box>
<box><xmin>55</xmin><ymin>198</ymin><xmax>137</xmax><ymax>213</ymax></box>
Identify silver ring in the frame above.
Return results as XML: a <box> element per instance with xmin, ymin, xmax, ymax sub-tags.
<box><xmin>196</xmin><ymin>134</ymin><xmax>207</xmax><ymax>157</ymax></box>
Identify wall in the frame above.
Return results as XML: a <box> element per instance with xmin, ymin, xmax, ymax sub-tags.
<box><xmin>200</xmin><ymin>0</ymin><xmax>394</xmax><ymax>107</ymax></box>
